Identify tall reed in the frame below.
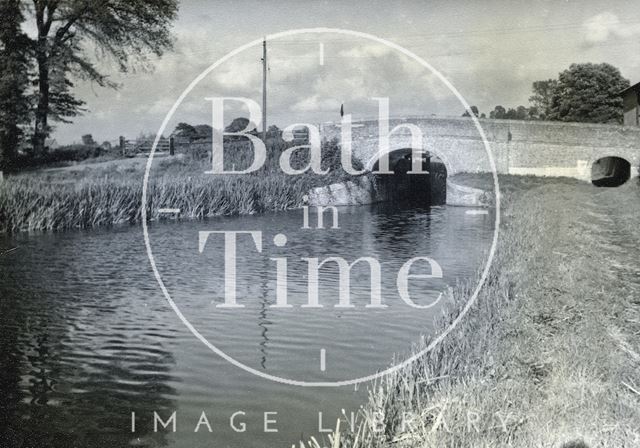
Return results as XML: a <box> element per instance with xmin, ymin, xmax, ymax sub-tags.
<box><xmin>0</xmin><ymin>138</ymin><xmax>361</xmax><ymax>233</ymax></box>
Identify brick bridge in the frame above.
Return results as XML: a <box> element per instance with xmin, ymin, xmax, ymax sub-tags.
<box><xmin>320</xmin><ymin>117</ymin><xmax>640</xmax><ymax>183</ymax></box>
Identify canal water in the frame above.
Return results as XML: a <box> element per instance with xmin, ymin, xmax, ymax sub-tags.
<box><xmin>0</xmin><ymin>201</ymin><xmax>494</xmax><ymax>448</ymax></box>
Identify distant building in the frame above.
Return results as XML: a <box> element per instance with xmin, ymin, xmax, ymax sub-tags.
<box><xmin>621</xmin><ymin>81</ymin><xmax>640</xmax><ymax>126</ymax></box>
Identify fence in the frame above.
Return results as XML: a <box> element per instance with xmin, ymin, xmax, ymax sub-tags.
<box><xmin>119</xmin><ymin>136</ymin><xmax>175</xmax><ymax>157</ymax></box>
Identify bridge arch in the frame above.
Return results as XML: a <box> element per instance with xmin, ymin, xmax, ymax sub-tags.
<box><xmin>363</xmin><ymin>145</ymin><xmax>455</xmax><ymax>176</ymax></box>
<box><xmin>365</xmin><ymin>146</ymin><xmax>451</xmax><ymax>205</ymax></box>
<box><xmin>591</xmin><ymin>156</ymin><xmax>632</xmax><ymax>187</ymax></box>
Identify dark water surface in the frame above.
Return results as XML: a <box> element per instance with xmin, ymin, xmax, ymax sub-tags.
<box><xmin>0</xmin><ymin>202</ymin><xmax>494</xmax><ymax>448</ymax></box>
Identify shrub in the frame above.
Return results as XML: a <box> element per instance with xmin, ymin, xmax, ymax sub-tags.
<box><xmin>13</xmin><ymin>144</ymin><xmax>106</xmax><ymax>170</ymax></box>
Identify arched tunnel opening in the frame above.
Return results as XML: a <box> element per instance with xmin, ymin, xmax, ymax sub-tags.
<box><xmin>371</xmin><ymin>149</ymin><xmax>447</xmax><ymax>206</ymax></box>
<box><xmin>591</xmin><ymin>156</ymin><xmax>631</xmax><ymax>187</ymax></box>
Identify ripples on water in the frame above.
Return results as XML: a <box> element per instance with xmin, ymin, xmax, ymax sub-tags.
<box><xmin>0</xmin><ymin>202</ymin><xmax>493</xmax><ymax>448</ymax></box>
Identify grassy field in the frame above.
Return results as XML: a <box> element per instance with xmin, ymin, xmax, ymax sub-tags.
<box><xmin>305</xmin><ymin>176</ymin><xmax>640</xmax><ymax>448</ymax></box>
<box><xmin>0</xmin><ymin>141</ymin><xmax>359</xmax><ymax>233</ymax></box>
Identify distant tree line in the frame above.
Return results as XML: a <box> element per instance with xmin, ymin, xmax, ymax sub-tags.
<box><xmin>172</xmin><ymin>119</ymin><xmax>283</xmax><ymax>143</ymax></box>
<box><xmin>463</xmin><ymin>62</ymin><xmax>630</xmax><ymax>124</ymax></box>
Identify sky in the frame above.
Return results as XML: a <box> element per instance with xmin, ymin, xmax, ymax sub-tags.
<box><xmin>51</xmin><ymin>0</ymin><xmax>640</xmax><ymax>144</ymax></box>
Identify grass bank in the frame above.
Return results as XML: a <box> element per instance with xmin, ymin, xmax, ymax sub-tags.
<box><xmin>0</xmin><ymin>141</ymin><xmax>359</xmax><ymax>233</ymax></box>
<box><xmin>307</xmin><ymin>177</ymin><xmax>640</xmax><ymax>447</ymax></box>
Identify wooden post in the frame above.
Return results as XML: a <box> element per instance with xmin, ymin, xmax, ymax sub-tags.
<box><xmin>262</xmin><ymin>37</ymin><xmax>267</xmax><ymax>142</ymax></box>
<box><xmin>169</xmin><ymin>137</ymin><xmax>175</xmax><ymax>156</ymax></box>
<box><xmin>119</xmin><ymin>136</ymin><xmax>125</xmax><ymax>157</ymax></box>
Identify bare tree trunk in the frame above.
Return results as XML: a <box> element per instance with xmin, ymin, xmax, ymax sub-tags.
<box><xmin>32</xmin><ymin>39</ymin><xmax>49</xmax><ymax>156</ymax></box>
<box><xmin>0</xmin><ymin>72</ymin><xmax>20</xmax><ymax>169</ymax></box>
<box><xmin>0</xmin><ymin>121</ymin><xmax>19</xmax><ymax>171</ymax></box>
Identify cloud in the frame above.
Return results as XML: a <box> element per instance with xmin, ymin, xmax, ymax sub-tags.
<box><xmin>167</xmin><ymin>40</ymin><xmax>458</xmax><ymax>125</ymax></box>
<box><xmin>213</xmin><ymin>59</ymin><xmax>261</xmax><ymax>90</ymax></box>
<box><xmin>291</xmin><ymin>95</ymin><xmax>341</xmax><ymax>112</ymax></box>
<box><xmin>583</xmin><ymin>12</ymin><xmax>640</xmax><ymax>44</ymax></box>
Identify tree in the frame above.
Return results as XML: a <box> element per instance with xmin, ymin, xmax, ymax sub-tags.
<box><xmin>29</xmin><ymin>0</ymin><xmax>178</xmax><ymax>155</ymax></box>
<box><xmin>194</xmin><ymin>124</ymin><xmax>213</xmax><ymax>140</ymax></box>
<box><xmin>489</xmin><ymin>105</ymin><xmax>532</xmax><ymax>120</ymax></box>
<box><xmin>225</xmin><ymin>117</ymin><xmax>257</xmax><ymax>134</ymax></box>
<box><xmin>81</xmin><ymin>134</ymin><xmax>95</xmax><ymax>146</ymax></box>
<box><xmin>173</xmin><ymin>122</ymin><xmax>198</xmax><ymax>141</ymax></box>
<box><xmin>47</xmin><ymin>47</ymin><xmax>86</xmax><ymax>125</ymax></box>
<box><xmin>529</xmin><ymin>79</ymin><xmax>558</xmax><ymax>119</ymax></box>
<box><xmin>0</xmin><ymin>0</ymin><xmax>31</xmax><ymax>169</ymax></box>
<box><xmin>504</xmin><ymin>108</ymin><xmax>517</xmax><ymax>119</ymax></box>
<box><xmin>490</xmin><ymin>105</ymin><xmax>506</xmax><ymax>119</ymax></box>
<box><xmin>267</xmin><ymin>125</ymin><xmax>281</xmax><ymax>138</ymax></box>
<box><xmin>547</xmin><ymin>63</ymin><xmax>629</xmax><ymax>124</ymax></box>
<box><xmin>462</xmin><ymin>105</ymin><xmax>479</xmax><ymax>117</ymax></box>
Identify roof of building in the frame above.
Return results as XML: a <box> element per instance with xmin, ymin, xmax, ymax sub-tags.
<box><xmin>620</xmin><ymin>81</ymin><xmax>640</xmax><ymax>95</ymax></box>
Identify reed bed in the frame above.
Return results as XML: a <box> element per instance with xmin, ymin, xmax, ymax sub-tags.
<box><xmin>0</xmin><ymin>173</ymin><xmax>329</xmax><ymax>233</ymax></box>
<box><xmin>0</xmin><ymin>139</ymin><xmax>359</xmax><ymax>233</ymax></box>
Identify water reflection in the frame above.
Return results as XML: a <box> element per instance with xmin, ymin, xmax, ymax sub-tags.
<box><xmin>257</xmin><ymin>257</ymin><xmax>271</xmax><ymax>370</ymax></box>
<box><xmin>0</xmin><ymin>200</ymin><xmax>494</xmax><ymax>448</ymax></box>
<box><xmin>0</xmin><ymin>231</ymin><xmax>178</xmax><ymax>448</ymax></box>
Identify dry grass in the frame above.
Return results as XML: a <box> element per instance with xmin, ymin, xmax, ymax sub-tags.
<box><xmin>301</xmin><ymin>177</ymin><xmax>640</xmax><ymax>448</ymax></box>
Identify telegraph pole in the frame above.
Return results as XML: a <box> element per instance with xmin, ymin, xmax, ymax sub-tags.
<box><xmin>262</xmin><ymin>37</ymin><xmax>267</xmax><ymax>142</ymax></box>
